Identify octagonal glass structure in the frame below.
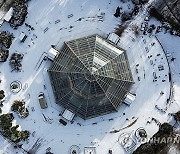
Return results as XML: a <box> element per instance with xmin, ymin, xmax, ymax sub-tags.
<box><xmin>48</xmin><ymin>34</ymin><xmax>134</xmax><ymax>119</ymax></box>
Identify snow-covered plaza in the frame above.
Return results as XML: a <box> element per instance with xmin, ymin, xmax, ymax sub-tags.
<box><xmin>0</xmin><ymin>0</ymin><xmax>179</xmax><ymax>154</ymax></box>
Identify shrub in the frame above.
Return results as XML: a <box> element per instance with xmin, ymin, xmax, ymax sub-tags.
<box><xmin>72</xmin><ymin>150</ymin><xmax>77</xmax><ymax>154</ymax></box>
<box><xmin>159</xmin><ymin>123</ymin><xmax>173</xmax><ymax>135</ymax></box>
<box><xmin>11</xmin><ymin>100</ymin><xmax>29</xmax><ymax>118</ymax></box>
<box><xmin>133</xmin><ymin>142</ymin><xmax>154</xmax><ymax>154</ymax></box>
<box><xmin>19</xmin><ymin>130</ymin><xmax>30</xmax><ymax>141</ymax></box>
<box><xmin>0</xmin><ymin>113</ymin><xmax>29</xmax><ymax>142</ymax></box>
<box><xmin>0</xmin><ymin>31</ymin><xmax>14</xmax><ymax>49</ymax></box>
<box><xmin>0</xmin><ymin>113</ymin><xmax>14</xmax><ymax>130</ymax></box>
<box><xmin>11</xmin><ymin>100</ymin><xmax>25</xmax><ymax>112</ymax></box>
<box><xmin>121</xmin><ymin>12</ymin><xmax>132</xmax><ymax>22</ymax></box>
<box><xmin>9</xmin><ymin>53</ymin><xmax>23</xmax><ymax>72</ymax></box>
<box><xmin>10</xmin><ymin>0</ymin><xmax>28</xmax><ymax>29</ymax></box>
<box><xmin>0</xmin><ymin>101</ymin><xmax>3</xmax><ymax>107</ymax></box>
<box><xmin>0</xmin><ymin>90</ymin><xmax>5</xmax><ymax>100</ymax></box>
<box><xmin>11</xmin><ymin>84</ymin><xmax>18</xmax><ymax>89</ymax></box>
<box><xmin>133</xmin><ymin>123</ymin><xmax>173</xmax><ymax>154</ymax></box>
<box><xmin>174</xmin><ymin>111</ymin><xmax>180</xmax><ymax>121</ymax></box>
<box><xmin>0</xmin><ymin>49</ymin><xmax>9</xmax><ymax>62</ymax></box>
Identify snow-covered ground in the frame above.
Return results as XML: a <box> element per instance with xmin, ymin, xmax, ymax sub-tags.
<box><xmin>0</xmin><ymin>0</ymin><xmax>179</xmax><ymax>154</ymax></box>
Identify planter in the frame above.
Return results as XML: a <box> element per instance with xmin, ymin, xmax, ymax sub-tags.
<box><xmin>10</xmin><ymin>81</ymin><xmax>22</xmax><ymax>93</ymax></box>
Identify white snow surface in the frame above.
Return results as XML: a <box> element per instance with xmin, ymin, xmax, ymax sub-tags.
<box><xmin>0</xmin><ymin>0</ymin><xmax>179</xmax><ymax>154</ymax></box>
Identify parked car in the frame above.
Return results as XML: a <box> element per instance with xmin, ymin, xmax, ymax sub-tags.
<box><xmin>38</xmin><ymin>92</ymin><xmax>48</xmax><ymax>109</ymax></box>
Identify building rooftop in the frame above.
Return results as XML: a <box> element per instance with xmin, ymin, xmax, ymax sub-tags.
<box><xmin>48</xmin><ymin>34</ymin><xmax>134</xmax><ymax>119</ymax></box>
